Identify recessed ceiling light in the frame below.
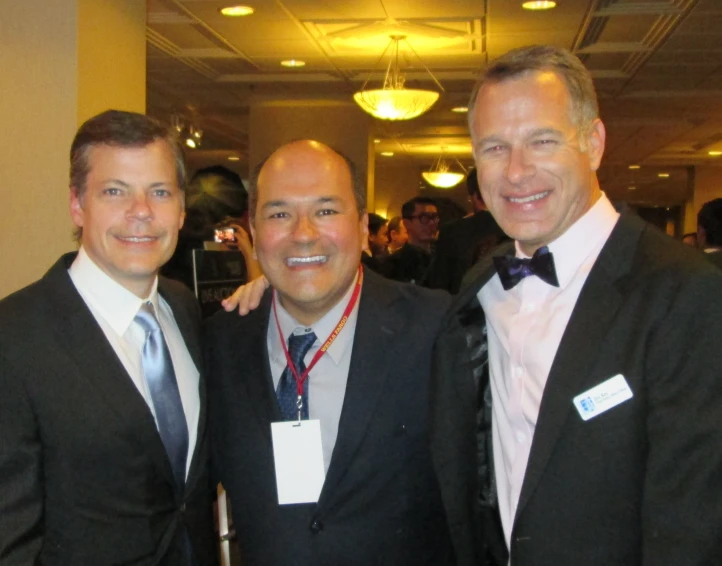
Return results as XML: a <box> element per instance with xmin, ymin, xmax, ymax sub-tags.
<box><xmin>708</xmin><ymin>150</ymin><xmax>722</xmax><ymax>156</ymax></box>
<box><xmin>374</xmin><ymin>139</ymin><xmax>381</xmax><ymax>144</ymax></box>
<box><xmin>628</xmin><ymin>185</ymin><xmax>637</xmax><ymax>191</ymax></box>
<box><xmin>281</xmin><ymin>59</ymin><xmax>305</xmax><ymax>68</ymax></box>
<box><xmin>219</xmin><ymin>5</ymin><xmax>254</xmax><ymax>17</ymax></box>
<box><xmin>628</xmin><ymin>164</ymin><xmax>641</xmax><ymax>170</ymax></box>
<box><xmin>380</xmin><ymin>151</ymin><xmax>394</xmax><ymax>157</ymax></box>
<box><xmin>522</xmin><ymin>1</ymin><xmax>557</xmax><ymax>10</ymax></box>
<box><xmin>227</xmin><ymin>156</ymin><xmax>240</xmax><ymax>161</ymax></box>
<box><xmin>451</xmin><ymin>106</ymin><xmax>468</xmax><ymax>113</ymax></box>
<box><xmin>658</xmin><ymin>173</ymin><xmax>670</xmax><ymax>178</ymax></box>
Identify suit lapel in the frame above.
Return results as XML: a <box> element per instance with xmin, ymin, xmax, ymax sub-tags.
<box><xmin>317</xmin><ymin>271</ymin><xmax>402</xmax><ymax>508</ymax></box>
<box><xmin>515</xmin><ymin>214</ymin><xmax>644</xmax><ymax>518</ymax></box>
<box><xmin>239</xmin><ymin>290</ymin><xmax>282</xmax><ymax>439</ymax></box>
<box><xmin>43</xmin><ymin>254</ymin><xmax>176</xmax><ymax>489</ymax></box>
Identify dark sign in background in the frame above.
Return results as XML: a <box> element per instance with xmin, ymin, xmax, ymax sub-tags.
<box><xmin>192</xmin><ymin>250</ymin><xmax>248</xmax><ymax>319</ymax></box>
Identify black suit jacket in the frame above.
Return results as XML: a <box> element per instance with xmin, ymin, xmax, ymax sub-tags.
<box><xmin>426</xmin><ymin>211</ymin><xmax>506</xmax><ymax>294</ymax></box>
<box><xmin>430</xmin><ymin>213</ymin><xmax>722</xmax><ymax>565</ymax></box>
<box><xmin>205</xmin><ymin>269</ymin><xmax>453</xmax><ymax>565</ymax></box>
<box><xmin>0</xmin><ymin>253</ymin><xmax>217</xmax><ymax>566</ymax></box>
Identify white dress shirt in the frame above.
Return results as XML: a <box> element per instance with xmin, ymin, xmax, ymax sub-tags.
<box><xmin>268</xmin><ymin>276</ymin><xmax>361</xmax><ymax>473</ymax></box>
<box><xmin>69</xmin><ymin>247</ymin><xmax>200</xmax><ymax>477</ymax></box>
<box><xmin>479</xmin><ymin>193</ymin><xmax>619</xmax><ymax>548</ymax></box>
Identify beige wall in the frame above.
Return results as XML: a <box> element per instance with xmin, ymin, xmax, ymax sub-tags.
<box><xmin>0</xmin><ymin>1</ymin><xmax>79</xmax><ymax>298</ymax></box>
<box><xmin>77</xmin><ymin>0</ymin><xmax>146</xmax><ymax>123</ymax></box>
<box><xmin>0</xmin><ymin>0</ymin><xmax>145</xmax><ymax>299</ymax></box>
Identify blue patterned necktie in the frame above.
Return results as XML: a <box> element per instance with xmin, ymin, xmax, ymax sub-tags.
<box><xmin>276</xmin><ymin>331</ymin><xmax>317</xmax><ymax>421</ymax></box>
<box><xmin>135</xmin><ymin>302</ymin><xmax>189</xmax><ymax>490</ymax></box>
<box><xmin>493</xmin><ymin>245</ymin><xmax>560</xmax><ymax>290</ymax></box>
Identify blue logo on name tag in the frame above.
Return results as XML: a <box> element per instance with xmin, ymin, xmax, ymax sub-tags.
<box><xmin>579</xmin><ymin>397</ymin><xmax>596</xmax><ymax>414</ymax></box>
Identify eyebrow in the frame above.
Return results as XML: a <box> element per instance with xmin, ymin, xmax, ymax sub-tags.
<box><xmin>102</xmin><ymin>179</ymin><xmax>171</xmax><ymax>188</ymax></box>
<box><xmin>260</xmin><ymin>196</ymin><xmax>342</xmax><ymax>209</ymax></box>
<box><xmin>474</xmin><ymin>128</ymin><xmax>564</xmax><ymax>149</ymax></box>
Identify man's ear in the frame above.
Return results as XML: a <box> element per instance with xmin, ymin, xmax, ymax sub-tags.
<box><xmin>69</xmin><ymin>187</ymin><xmax>84</xmax><ymax>228</ymax></box>
<box><xmin>360</xmin><ymin>212</ymin><xmax>369</xmax><ymax>252</ymax></box>
<box><xmin>586</xmin><ymin>118</ymin><xmax>606</xmax><ymax>172</ymax></box>
<box><xmin>250</xmin><ymin>222</ymin><xmax>258</xmax><ymax>259</ymax></box>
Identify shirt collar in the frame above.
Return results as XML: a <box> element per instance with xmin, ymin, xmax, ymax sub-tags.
<box><xmin>269</xmin><ymin>271</ymin><xmax>361</xmax><ymax>366</ymax></box>
<box><xmin>515</xmin><ymin>192</ymin><xmax>619</xmax><ymax>289</ymax></box>
<box><xmin>69</xmin><ymin>246</ymin><xmax>160</xmax><ymax>335</ymax></box>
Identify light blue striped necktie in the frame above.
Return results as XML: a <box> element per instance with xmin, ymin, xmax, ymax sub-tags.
<box><xmin>135</xmin><ymin>302</ymin><xmax>189</xmax><ymax>490</ymax></box>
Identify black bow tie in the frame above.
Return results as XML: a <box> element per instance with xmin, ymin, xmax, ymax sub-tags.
<box><xmin>493</xmin><ymin>246</ymin><xmax>560</xmax><ymax>290</ymax></box>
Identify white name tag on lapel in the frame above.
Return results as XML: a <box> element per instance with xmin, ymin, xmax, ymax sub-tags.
<box><xmin>573</xmin><ymin>374</ymin><xmax>633</xmax><ymax>421</ymax></box>
<box><xmin>271</xmin><ymin>419</ymin><xmax>325</xmax><ymax>504</ymax></box>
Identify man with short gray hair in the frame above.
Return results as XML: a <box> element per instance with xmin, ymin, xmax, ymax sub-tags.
<box><xmin>430</xmin><ymin>45</ymin><xmax>722</xmax><ymax>565</ymax></box>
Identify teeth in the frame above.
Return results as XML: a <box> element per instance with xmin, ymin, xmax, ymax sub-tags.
<box><xmin>509</xmin><ymin>192</ymin><xmax>549</xmax><ymax>204</ymax></box>
<box><xmin>121</xmin><ymin>237</ymin><xmax>155</xmax><ymax>242</ymax></box>
<box><xmin>286</xmin><ymin>255</ymin><xmax>327</xmax><ymax>266</ymax></box>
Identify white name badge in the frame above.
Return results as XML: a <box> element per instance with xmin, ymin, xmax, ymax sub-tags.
<box><xmin>270</xmin><ymin>419</ymin><xmax>326</xmax><ymax>505</ymax></box>
<box><xmin>573</xmin><ymin>374</ymin><xmax>633</xmax><ymax>421</ymax></box>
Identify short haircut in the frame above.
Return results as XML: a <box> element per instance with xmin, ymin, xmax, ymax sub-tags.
<box><xmin>698</xmin><ymin>198</ymin><xmax>722</xmax><ymax>246</ymax></box>
<box><xmin>401</xmin><ymin>196</ymin><xmax>437</xmax><ymax>219</ymax></box>
<box><xmin>70</xmin><ymin>109</ymin><xmax>186</xmax><ymax>200</ymax></box>
<box><xmin>387</xmin><ymin>215</ymin><xmax>404</xmax><ymax>235</ymax></box>
<box><xmin>468</xmin><ymin>44</ymin><xmax>599</xmax><ymax>137</ymax></box>
<box><xmin>367</xmin><ymin>213</ymin><xmax>388</xmax><ymax>236</ymax></box>
<box><xmin>248</xmin><ymin>142</ymin><xmax>366</xmax><ymax>219</ymax></box>
<box><xmin>466</xmin><ymin>168</ymin><xmax>482</xmax><ymax>200</ymax></box>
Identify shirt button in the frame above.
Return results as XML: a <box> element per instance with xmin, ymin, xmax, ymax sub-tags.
<box><xmin>516</xmin><ymin>432</ymin><xmax>526</xmax><ymax>443</ymax></box>
<box><xmin>513</xmin><ymin>366</ymin><xmax>523</xmax><ymax>377</ymax></box>
<box><xmin>309</xmin><ymin>519</ymin><xmax>324</xmax><ymax>534</ymax></box>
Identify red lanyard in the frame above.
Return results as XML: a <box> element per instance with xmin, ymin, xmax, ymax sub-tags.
<box><xmin>272</xmin><ymin>265</ymin><xmax>363</xmax><ymax>397</ymax></box>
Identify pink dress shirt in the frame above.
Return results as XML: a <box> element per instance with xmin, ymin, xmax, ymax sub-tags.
<box><xmin>478</xmin><ymin>193</ymin><xmax>619</xmax><ymax>549</ymax></box>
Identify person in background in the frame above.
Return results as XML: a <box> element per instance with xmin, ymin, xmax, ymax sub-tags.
<box><xmin>0</xmin><ymin>110</ymin><xmax>217</xmax><ymax>565</ymax></box>
<box><xmin>204</xmin><ymin>140</ymin><xmax>451</xmax><ymax>566</ymax></box>
<box><xmin>377</xmin><ymin>196</ymin><xmax>439</xmax><ymax>284</ymax></box>
<box><xmin>386</xmin><ymin>215</ymin><xmax>408</xmax><ymax>253</ymax></box>
<box><xmin>430</xmin><ymin>44</ymin><xmax>722</xmax><ymax>566</ymax></box>
<box><xmin>366</xmin><ymin>212</ymin><xmax>389</xmax><ymax>257</ymax></box>
<box><xmin>426</xmin><ymin>168</ymin><xmax>507</xmax><ymax>293</ymax></box>
<box><xmin>163</xmin><ymin>165</ymin><xmax>261</xmax><ymax>290</ymax></box>
<box><xmin>696</xmin><ymin>198</ymin><xmax>722</xmax><ymax>268</ymax></box>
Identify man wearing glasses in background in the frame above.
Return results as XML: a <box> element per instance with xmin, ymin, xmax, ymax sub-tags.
<box><xmin>378</xmin><ymin>196</ymin><xmax>440</xmax><ymax>285</ymax></box>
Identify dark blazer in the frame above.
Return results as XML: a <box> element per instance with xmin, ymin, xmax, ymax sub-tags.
<box><xmin>426</xmin><ymin>211</ymin><xmax>506</xmax><ymax>294</ymax></box>
<box><xmin>376</xmin><ymin>243</ymin><xmax>433</xmax><ymax>285</ymax></box>
<box><xmin>205</xmin><ymin>269</ymin><xmax>453</xmax><ymax>565</ymax></box>
<box><xmin>430</xmin><ymin>213</ymin><xmax>722</xmax><ymax>565</ymax></box>
<box><xmin>0</xmin><ymin>253</ymin><xmax>217</xmax><ymax>566</ymax></box>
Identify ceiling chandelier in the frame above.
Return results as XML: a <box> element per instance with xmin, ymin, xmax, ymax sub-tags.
<box><xmin>171</xmin><ymin>113</ymin><xmax>203</xmax><ymax>149</ymax></box>
<box><xmin>353</xmin><ymin>35</ymin><xmax>442</xmax><ymax>121</ymax></box>
<box><xmin>422</xmin><ymin>150</ymin><xmax>466</xmax><ymax>189</ymax></box>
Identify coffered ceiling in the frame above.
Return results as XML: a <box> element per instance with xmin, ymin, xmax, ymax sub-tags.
<box><xmin>146</xmin><ymin>0</ymin><xmax>722</xmax><ymax>207</ymax></box>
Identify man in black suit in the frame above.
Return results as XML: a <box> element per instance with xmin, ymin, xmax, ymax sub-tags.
<box><xmin>426</xmin><ymin>169</ymin><xmax>506</xmax><ymax>293</ymax></box>
<box><xmin>378</xmin><ymin>196</ymin><xmax>439</xmax><ymax>284</ymax></box>
<box><xmin>0</xmin><ymin>110</ymin><xmax>217</xmax><ymax>565</ymax></box>
<box><xmin>697</xmin><ymin>198</ymin><xmax>722</xmax><ymax>269</ymax></box>
<box><xmin>430</xmin><ymin>45</ymin><xmax>722</xmax><ymax>565</ymax></box>
<box><xmin>205</xmin><ymin>140</ymin><xmax>451</xmax><ymax>565</ymax></box>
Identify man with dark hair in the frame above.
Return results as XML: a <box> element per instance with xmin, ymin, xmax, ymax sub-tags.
<box><xmin>0</xmin><ymin>110</ymin><xmax>217</xmax><ymax>565</ymax></box>
<box><xmin>205</xmin><ymin>140</ymin><xmax>451</xmax><ymax>565</ymax></box>
<box><xmin>430</xmin><ymin>45</ymin><xmax>722</xmax><ymax>566</ymax></box>
<box><xmin>697</xmin><ymin>198</ymin><xmax>722</xmax><ymax>268</ymax></box>
<box><xmin>426</xmin><ymin>168</ymin><xmax>506</xmax><ymax>293</ymax></box>
<box><xmin>378</xmin><ymin>196</ymin><xmax>439</xmax><ymax>284</ymax></box>
<box><xmin>366</xmin><ymin>212</ymin><xmax>389</xmax><ymax>257</ymax></box>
